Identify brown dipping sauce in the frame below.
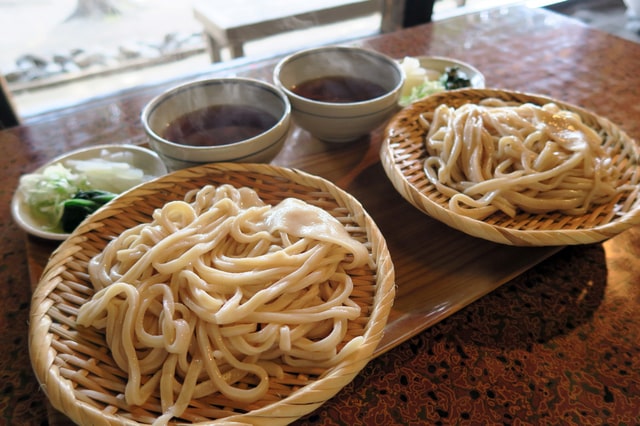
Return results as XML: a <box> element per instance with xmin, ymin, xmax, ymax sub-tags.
<box><xmin>162</xmin><ymin>104</ymin><xmax>278</xmax><ymax>147</ymax></box>
<box><xmin>291</xmin><ymin>75</ymin><xmax>387</xmax><ymax>103</ymax></box>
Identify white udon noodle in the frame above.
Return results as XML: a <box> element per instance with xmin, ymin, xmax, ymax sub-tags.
<box><xmin>76</xmin><ymin>184</ymin><xmax>371</xmax><ymax>425</ymax></box>
<box><xmin>420</xmin><ymin>99</ymin><xmax>630</xmax><ymax>220</ymax></box>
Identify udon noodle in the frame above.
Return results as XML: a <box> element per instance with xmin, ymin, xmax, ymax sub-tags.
<box><xmin>420</xmin><ymin>99</ymin><xmax>629</xmax><ymax>220</ymax></box>
<box><xmin>76</xmin><ymin>184</ymin><xmax>371</xmax><ymax>425</ymax></box>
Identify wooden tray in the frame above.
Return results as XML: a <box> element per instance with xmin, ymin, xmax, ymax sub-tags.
<box><xmin>28</xmin><ymin>240</ymin><xmax>560</xmax><ymax>357</ymax></box>
<box><xmin>24</xmin><ymin>132</ymin><xmax>562</xmax><ymax>425</ymax></box>
<box><xmin>26</xmin><ymin>169</ymin><xmax>561</xmax><ymax>358</ymax></box>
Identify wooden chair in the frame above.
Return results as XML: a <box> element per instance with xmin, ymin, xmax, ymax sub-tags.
<box><xmin>193</xmin><ymin>0</ymin><xmax>435</xmax><ymax>62</ymax></box>
<box><xmin>402</xmin><ymin>0</ymin><xmax>436</xmax><ymax>27</ymax></box>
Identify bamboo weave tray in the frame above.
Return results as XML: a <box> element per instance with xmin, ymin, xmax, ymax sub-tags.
<box><xmin>28</xmin><ymin>163</ymin><xmax>396</xmax><ymax>425</ymax></box>
<box><xmin>381</xmin><ymin>88</ymin><xmax>640</xmax><ymax>246</ymax></box>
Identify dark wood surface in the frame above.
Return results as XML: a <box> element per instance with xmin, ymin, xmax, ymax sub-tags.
<box><xmin>2</xmin><ymin>4</ymin><xmax>640</xmax><ymax>424</ymax></box>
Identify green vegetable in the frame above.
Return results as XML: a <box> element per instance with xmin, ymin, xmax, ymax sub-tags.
<box><xmin>440</xmin><ymin>66</ymin><xmax>471</xmax><ymax>90</ymax></box>
<box><xmin>399</xmin><ymin>80</ymin><xmax>445</xmax><ymax>106</ymax></box>
<box><xmin>60</xmin><ymin>190</ymin><xmax>116</xmax><ymax>233</ymax></box>
<box><xmin>18</xmin><ymin>163</ymin><xmax>124</xmax><ymax>233</ymax></box>
<box><xmin>399</xmin><ymin>66</ymin><xmax>474</xmax><ymax>106</ymax></box>
<box><xmin>18</xmin><ymin>163</ymin><xmax>90</xmax><ymax>230</ymax></box>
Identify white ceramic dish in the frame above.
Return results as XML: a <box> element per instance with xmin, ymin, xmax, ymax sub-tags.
<box><xmin>274</xmin><ymin>46</ymin><xmax>405</xmax><ymax>143</ymax></box>
<box><xmin>11</xmin><ymin>144</ymin><xmax>167</xmax><ymax>240</ymax></box>
<box><xmin>141</xmin><ymin>77</ymin><xmax>291</xmax><ymax>171</ymax></box>
<box><xmin>399</xmin><ymin>56</ymin><xmax>485</xmax><ymax>106</ymax></box>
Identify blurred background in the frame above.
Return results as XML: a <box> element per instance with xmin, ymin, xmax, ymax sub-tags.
<box><xmin>1</xmin><ymin>0</ymin><xmax>638</xmax><ymax>120</ymax></box>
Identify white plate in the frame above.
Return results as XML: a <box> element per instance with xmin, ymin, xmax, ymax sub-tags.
<box><xmin>11</xmin><ymin>144</ymin><xmax>168</xmax><ymax>240</ymax></box>
<box><xmin>399</xmin><ymin>56</ymin><xmax>485</xmax><ymax>106</ymax></box>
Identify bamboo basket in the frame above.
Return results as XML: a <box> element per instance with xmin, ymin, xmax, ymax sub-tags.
<box><xmin>29</xmin><ymin>163</ymin><xmax>396</xmax><ymax>425</ymax></box>
<box><xmin>381</xmin><ymin>88</ymin><xmax>640</xmax><ymax>246</ymax></box>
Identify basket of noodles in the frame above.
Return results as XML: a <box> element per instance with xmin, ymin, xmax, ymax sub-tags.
<box><xmin>381</xmin><ymin>88</ymin><xmax>640</xmax><ymax>246</ymax></box>
<box><xmin>29</xmin><ymin>163</ymin><xmax>396</xmax><ymax>425</ymax></box>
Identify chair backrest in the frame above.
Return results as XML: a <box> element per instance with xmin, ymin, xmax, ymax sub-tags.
<box><xmin>381</xmin><ymin>0</ymin><xmax>435</xmax><ymax>32</ymax></box>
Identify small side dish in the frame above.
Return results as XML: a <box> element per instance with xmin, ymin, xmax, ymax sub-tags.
<box><xmin>12</xmin><ymin>144</ymin><xmax>167</xmax><ymax>240</ymax></box>
<box><xmin>398</xmin><ymin>56</ymin><xmax>485</xmax><ymax>106</ymax></box>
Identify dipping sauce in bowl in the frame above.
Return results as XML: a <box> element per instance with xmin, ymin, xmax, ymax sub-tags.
<box><xmin>273</xmin><ymin>46</ymin><xmax>405</xmax><ymax>143</ymax></box>
<box><xmin>291</xmin><ymin>75</ymin><xmax>387</xmax><ymax>103</ymax></box>
<box><xmin>162</xmin><ymin>105</ymin><xmax>279</xmax><ymax>147</ymax></box>
<box><xmin>141</xmin><ymin>77</ymin><xmax>291</xmax><ymax>170</ymax></box>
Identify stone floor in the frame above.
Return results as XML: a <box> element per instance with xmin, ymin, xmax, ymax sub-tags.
<box><xmin>5</xmin><ymin>0</ymin><xmax>639</xmax><ymax>120</ymax></box>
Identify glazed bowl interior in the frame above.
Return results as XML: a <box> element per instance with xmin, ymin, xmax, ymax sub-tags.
<box><xmin>275</xmin><ymin>47</ymin><xmax>404</xmax><ymax>98</ymax></box>
<box><xmin>273</xmin><ymin>46</ymin><xmax>404</xmax><ymax>142</ymax></box>
<box><xmin>142</xmin><ymin>78</ymin><xmax>291</xmax><ymax>170</ymax></box>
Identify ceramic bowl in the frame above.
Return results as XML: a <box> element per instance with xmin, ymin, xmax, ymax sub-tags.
<box><xmin>273</xmin><ymin>46</ymin><xmax>405</xmax><ymax>143</ymax></box>
<box><xmin>141</xmin><ymin>77</ymin><xmax>292</xmax><ymax>170</ymax></box>
<box><xmin>11</xmin><ymin>144</ymin><xmax>167</xmax><ymax>240</ymax></box>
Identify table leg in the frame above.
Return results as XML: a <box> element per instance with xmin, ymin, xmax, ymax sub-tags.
<box><xmin>0</xmin><ymin>74</ymin><xmax>20</xmax><ymax>129</ymax></box>
<box><xmin>203</xmin><ymin>33</ymin><xmax>223</xmax><ymax>62</ymax></box>
<box><xmin>230</xmin><ymin>42</ymin><xmax>245</xmax><ymax>59</ymax></box>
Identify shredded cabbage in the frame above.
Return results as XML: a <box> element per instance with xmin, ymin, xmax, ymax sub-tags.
<box><xmin>18</xmin><ymin>154</ymin><xmax>151</xmax><ymax>232</ymax></box>
<box><xmin>398</xmin><ymin>57</ymin><xmax>446</xmax><ymax>106</ymax></box>
<box><xmin>398</xmin><ymin>56</ymin><xmax>472</xmax><ymax>106</ymax></box>
<box><xmin>18</xmin><ymin>163</ymin><xmax>89</xmax><ymax>230</ymax></box>
<box><xmin>400</xmin><ymin>80</ymin><xmax>445</xmax><ymax>106</ymax></box>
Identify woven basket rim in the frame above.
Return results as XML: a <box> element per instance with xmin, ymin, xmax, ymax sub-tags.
<box><xmin>381</xmin><ymin>88</ymin><xmax>640</xmax><ymax>246</ymax></box>
<box><xmin>29</xmin><ymin>162</ymin><xmax>396</xmax><ymax>425</ymax></box>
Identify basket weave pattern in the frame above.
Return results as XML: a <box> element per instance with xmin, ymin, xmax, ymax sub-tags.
<box><xmin>29</xmin><ymin>163</ymin><xmax>396</xmax><ymax>425</ymax></box>
<box><xmin>381</xmin><ymin>88</ymin><xmax>640</xmax><ymax>246</ymax></box>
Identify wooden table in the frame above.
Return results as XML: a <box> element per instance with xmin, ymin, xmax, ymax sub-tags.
<box><xmin>2</xmin><ymin>4</ymin><xmax>640</xmax><ymax>424</ymax></box>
